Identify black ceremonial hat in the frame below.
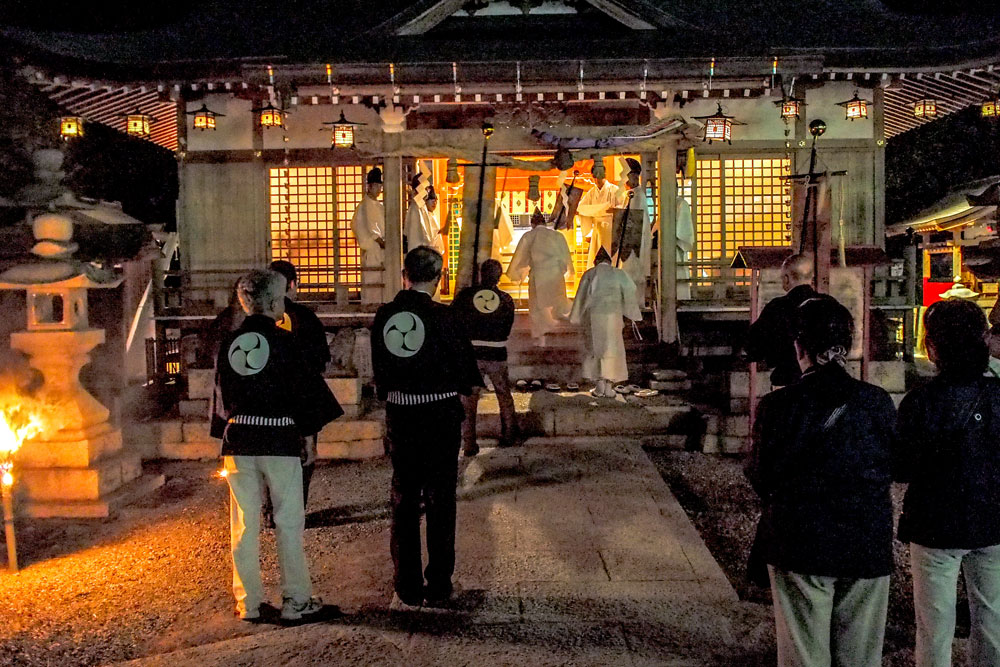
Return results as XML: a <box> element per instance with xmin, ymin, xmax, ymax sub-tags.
<box><xmin>625</xmin><ymin>158</ymin><xmax>642</xmax><ymax>175</ymax></box>
<box><xmin>366</xmin><ymin>167</ymin><xmax>382</xmax><ymax>185</ymax></box>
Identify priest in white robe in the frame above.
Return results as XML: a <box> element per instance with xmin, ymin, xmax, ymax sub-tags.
<box><xmin>404</xmin><ymin>177</ymin><xmax>446</xmax><ymax>255</ymax></box>
<box><xmin>350</xmin><ymin>167</ymin><xmax>385</xmax><ymax>303</ymax></box>
<box><xmin>570</xmin><ymin>247</ymin><xmax>642</xmax><ymax>398</ymax></box>
<box><xmin>649</xmin><ymin>191</ymin><xmax>696</xmax><ymax>301</ymax></box>
<box><xmin>576</xmin><ymin>160</ymin><xmax>619</xmax><ymax>267</ymax></box>
<box><xmin>506</xmin><ymin>209</ymin><xmax>574</xmax><ymax>344</ymax></box>
<box><xmin>491</xmin><ymin>198</ymin><xmax>515</xmax><ymax>261</ymax></box>
<box><xmin>615</xmin><ymin>158</ymin><xmax>652</xmax><ymax>308</ymax></box>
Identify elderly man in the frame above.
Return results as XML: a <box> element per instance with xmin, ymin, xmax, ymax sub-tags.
<box><xmin>506</xmin><ymin>208</ymin><xmax>574</xmax><ymax>345</ymax></box>
<box><xmin>350</xmin><ymin>167</ymin><xmax>385</xmax><ymax>304</ymax></box>
<box><xmin>211</xmin><ymin>269</ymin><xmax>342</xmax><ymax>622</ymax></box>
<box><xmin>372</xmin><ymin>247</ymin><xmax>482</xmax><ymax>609</ymax></box>
<box><xmin>745</xmin><ymin>253</ymin><xmax>819</xmax><ymax>388</ymax></box>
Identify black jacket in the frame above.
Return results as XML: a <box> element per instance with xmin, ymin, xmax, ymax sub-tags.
<box><xmin>211</xmin><ymin>315</ymin><xmax>343</xmax><ymax>456</ymax></box>
<box><xmin>746</xmin><ymin>363</ymin><xmax>896</xmax><ymax>578</ymax></box>
<box><xmin>745</xmin><ymin>284</ymin><xmax>819</xmax><ymax>386</ymax></box>
<box><xmin>372</xmin><ymin>289</ymin><xmax>482</xmax><ymax>401</ymax></box>
<box><xmin>451</xmin><ymin>284</ymin><xmax>516</xmax><ymax>362</ymax></box>
<box><xmin>281</xmin><ymin>298</ymin><xmax>331</xmax><ymax>377</ymax></box>
<box><xmin>895</xmin><ymin>374</ymin><xmax>1000</xmax><ymax>549</ymax></box>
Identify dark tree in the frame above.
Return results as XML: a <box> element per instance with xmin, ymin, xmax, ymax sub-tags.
<box><xmin>886</xmin><ymin>106</ymin><xmax>1000</xmax><ymax>224</ymax></box>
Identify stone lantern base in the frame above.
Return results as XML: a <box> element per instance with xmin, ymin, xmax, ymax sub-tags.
<box><xmin>12</xmin><ymin>329</ymin><xmax>164</xmax><ymax>518</ymax></box>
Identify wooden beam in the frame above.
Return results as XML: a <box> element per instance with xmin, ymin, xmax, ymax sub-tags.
<box><xmin>395</xmin><ymin>0</ymin><xmax>465</xmax><ymax>36</ymax></box>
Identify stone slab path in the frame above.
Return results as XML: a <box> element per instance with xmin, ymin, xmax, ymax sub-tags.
<box><xmin>125</xmin><ymin>438</ymin><xmax>768</xmax><ymax>666</ymax></box>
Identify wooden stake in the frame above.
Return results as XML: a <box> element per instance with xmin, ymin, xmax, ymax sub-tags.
<box><xmin>2</xmin><ymin>484</ymin><xmax>17</xmax><ymax>573</ymax></box>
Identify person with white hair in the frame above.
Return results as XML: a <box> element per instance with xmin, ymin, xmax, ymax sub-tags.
<box><xmin>211</xmin><ymin>268</ymin><xmax>342</xmax><ymax>622</ymax></box>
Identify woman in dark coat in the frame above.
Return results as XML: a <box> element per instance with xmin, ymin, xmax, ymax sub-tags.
<box><xmin>746</xmin><ymin>296</ymin><xmax>896</xmax><ymax>667</ymax></box>
<box><xmin>895</xmin><ymin>298</ymin><xmax>1000</xmax><ymax>667</ymax></box>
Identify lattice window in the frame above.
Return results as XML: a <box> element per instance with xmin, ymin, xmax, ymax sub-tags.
<box><xmin>269</xmin><ymin>165</ymin><xmax>373</xmax><ymax>297</ymax></box>
<box><xmin>693</xmin><ymin>156</ymin><xmax>790</xmax><ymax>286</ymax></box>
<box><xmin>334</xmin><ymin>166</ymin><xmax>364</xmax><ymax>291</ymax></box>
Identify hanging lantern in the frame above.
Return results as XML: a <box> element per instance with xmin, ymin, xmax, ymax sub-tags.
<box><xmin>528</xmin><ymin>175</ymin><xmax>541</xmax><ymax>201</ymax></box>
<box><xmin>982</xmin><ymin>95</ymin><xmax>999</xmax><ymax>118</ymax></box>
<box><xmin>912</xmin><ymin>98</ymin><xmax>937</xmax><ymax>119</ymax></box>
<box><xmin>774</xmin><ymin>95</ymin><xmax>805</xmax><ymax>121</ymax></box>
<box><xmin>185</xmin><ymin>103</ymin><xmax>224</xmax><ymax>131</ymax></box>
<box><xmin>836</xmin><ymin>91</ymin><xmax>869</xmax><ymax>121</ymax></box>
<box><xmin>445</xmin><ymin>158</ymin><xmax>461</xmax><ymax>184</ymax></box>
<box><xmin>121</xmin><ymin>108</ymin><xmax>154</xmax><ymax>138</ymax></box>
<box><xmin>58</xmin><ymin>116</ymin><xmax>84</xmax><ymax>140</ymax></box>
<box><xmin>322</xmin><ymin>110</ymin><xmax>365</xmax><ymax>149</ymax></box>
<box><xmin>252</xmin><ymin>101</ymin><xmax>284</xmax><ymax>128</ymax></box>
<box><xmin>692</xmin><ymin>103</ymin><xmax>742</xmax><ymax>144</ymax></box>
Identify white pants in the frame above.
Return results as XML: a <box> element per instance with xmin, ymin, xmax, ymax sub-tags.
<box><xmin>911</xmin><ymin>542</ymin><xmax>1000</xmax><ymax>667</ymax></box>
<box><xmin>769</xmin><ymin>566</ymin><xmax>889</xmax><ymax>667</ymax></box>
<box><xmin>224</xmin><ymin>455</ymin><xmax>312</xmax><ymax>615</ymax></box>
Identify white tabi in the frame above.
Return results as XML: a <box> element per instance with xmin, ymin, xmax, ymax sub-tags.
<box><xmin>570</xmin><ymin>263</ymin><xmax>642</xmax><ymax>383</ymax></box>
<box><xmin>615</xmin><ymin>186</ymin><xmax>652</xmax><ymax>307</ymax></box>
<box><xmin>404</xmin><ymin>198</ymin><xmax>445</xmax><ymax>254</ymax></box>
<box><xmin>506</xmin><ymin>225</ymin><xmax>573</xmax><ymax>342</ymax></box>
<box><xmin>576</xmin><ymin>180</ymin><xmax>620</xmax><ymax>267</ymax></box>
<box><xmin>350</xmin><ymin>194</ymin><xmax>385</xmax><ymax>303</ymax></box>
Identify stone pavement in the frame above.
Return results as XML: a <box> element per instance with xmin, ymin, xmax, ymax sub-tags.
<box><xmin>125</xmin><ymin>438</ymin><xmax>771</xmax><ymax>666</ymax></box>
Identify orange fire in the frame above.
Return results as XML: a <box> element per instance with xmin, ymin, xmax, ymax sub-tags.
<box><xmin>0</xmin><ymin>405</ymin><xmax>44</xmax><ymax>487</ymax></box>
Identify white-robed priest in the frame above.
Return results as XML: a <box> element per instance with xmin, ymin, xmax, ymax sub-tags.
<box><xmin>404</xmin><ymin>176</ymin><xmax>447</xmax><ymax>255</ymax></box>
<box><xmin>615</xmin><ymin>157</ymin><xmax>652</xmax><ymax>307</ymax></box>
<box><xmin>350</xmin><ymin>167</ymin><xmax>386</xmax><ymax>303</ymax></box>
<box><xmin>506</xmin><ymin>208</ymin><xmax>574</xmax><ymax>345</ymax></box>
<box><xmin>570</xmin><ymin>247</ymin><xmax>642</xmax><ymax>398</ymax></box>
<box><xmin>576</xmin><ymin>159</ymin><xmax>619</xmax><ymax>268</ymax></box>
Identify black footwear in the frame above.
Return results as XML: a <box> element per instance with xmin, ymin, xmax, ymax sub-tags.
<box><xmin>463</xmin><ymin>443</ymin><xmax>480</xmax><ymax>457</ymax></box>
<box><xmin>423</xmin><ymin>584</ymin><xmax>454</xmax><ymax>607</ymax></box>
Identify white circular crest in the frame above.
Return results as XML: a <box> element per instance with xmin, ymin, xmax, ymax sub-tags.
<box><xmin>228</xmin><ymin>332</ymin><xmax>270</xmax><ymax>376</ymax></box>
<box><xmin>383</xmin><ymin>311</ymin><xmax>426</xmax><ymax>358</ymax></box>
<box><xmin>473</xmin><ymin>289</ymin><xmax>500</xmax><ymax>314</ymax></box>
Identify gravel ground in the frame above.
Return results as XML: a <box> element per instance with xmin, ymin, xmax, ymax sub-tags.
<box><xmin>644</xmin><ymin>450</ymin><xmax>982</xmax><ymax>667</ymax></box>
<box><xmin>0</xmin><ymin>459</ymin><xmax>395</xmax><ymax>667</ymax></box>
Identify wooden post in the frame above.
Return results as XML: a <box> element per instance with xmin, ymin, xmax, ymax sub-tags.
<box><xmin>457</xmin><ymin>165</ymin><xmax>496</xmax><ymax>291</ymax></box>
<box><xmin>657</xmin><ymin>137</ymin><xmax>679</xmax><ymax>344</ymax></box>
<box><xmin>2</xmin><ymin>483</ymin><xmax>17</xmax><ymax>572</ymax></box>
<box><xmin>383</xmin><ymin>156</ymin><xmax>404</xmax><ymax>298</ymax></box>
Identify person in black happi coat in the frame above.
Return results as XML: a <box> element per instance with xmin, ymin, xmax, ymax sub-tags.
<box><xmin>372</xmin><ymin>246</ymin><xmax>481</xmax><ymax>608</ymax></box>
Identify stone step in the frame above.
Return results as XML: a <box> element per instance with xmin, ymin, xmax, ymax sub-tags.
<box><xmin>22</xmin><ymin>472</ymin><xmax>166</xmax><ymax>519</ymax></box>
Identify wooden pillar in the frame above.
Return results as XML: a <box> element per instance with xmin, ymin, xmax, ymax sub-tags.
<box><xmin>657</xmin><ymin>137</ymin><xmax>679</xmax><ymax>344</ymax></box>
<box><xmin>457</xmin><ymin>164</ymin><xmax>497</xmax><ymax>291</ymax></box>
<box><xmin>873</xmin><ymin>87</ymin><xmax>886</xmax><ymax>247</ymax></box>
<box><xmin>383</xmin><ymin>156</ymin><xmax>404</xmax><ymax>298</ymax></box>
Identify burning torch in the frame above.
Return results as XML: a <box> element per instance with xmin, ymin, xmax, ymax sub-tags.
<box><xmin>1</xmin><ymin>407</ymin><xmax>42</xmax><ymax>573</ymax></box>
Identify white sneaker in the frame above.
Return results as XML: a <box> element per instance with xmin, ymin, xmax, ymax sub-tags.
<box><xmin>281</xmin><ymin>596</ymin><xmax>323</xmax><ymax>620</ymax></box>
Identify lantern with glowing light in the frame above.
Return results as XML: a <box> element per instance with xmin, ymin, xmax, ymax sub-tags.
<box><xmin>59</xmin><ymin>116</ymin><xmax>84</xmax><ymax>140</ymax></box>
<box><xmin>836</xmin><ymin>91</ymin><xmax>869</xmax><ymax>121</ymax></box>
<box><xmin>121</xmin><ymin>108</ymin><xmax>155</xmax><ymax>138</ymax></box>
<box><xmin>186</xmin><ymin>104</ymin><xmax>224</xmax><ymax>131</ymax></box>
<box><xmin>253</xmin><ymin>101</ymin><xmax>284</xmax><ymax>128</ymax></box>
<box><xmin>912</xmin><ymin>98</ymin><xmax>937</xmax><ymax>119</ymax></box>
<box><xmin>446</xmin><ymin>158</ymin><xmax>461</xmax><ymax>184</ymax></box>
<box><xmin>322</xmin><ymin>111</ymin><xmax>365</xmax><ymax>149</ymax></box>
<box><xmin>982</xmin><ymin>95</ymin><xmax>1000</xmax><ymax>118</ymax></box>
<box><xmin>692</xmin><ymin>104</ymin><xmax>742</xmax><ymax>144</ymax></box>
<box><xmin>774</xmin><ymin>96</ymin><xmax>805</xmax><ymax>122</ymax></box>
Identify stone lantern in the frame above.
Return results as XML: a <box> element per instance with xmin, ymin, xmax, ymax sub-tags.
<box><xmin>0</xmin><ymin>152</ymin><xmax>162</xmax><ymax>517</ymax></box>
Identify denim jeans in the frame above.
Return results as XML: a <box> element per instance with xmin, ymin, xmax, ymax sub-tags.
<box><xmin>911</xmin><ymin>542</ymin><xmax>1000</xmax><ymax>667</ymax></box>
<box><xmin>768</xmin><ymin>566</ymin><xmax>889</xmax><ymax>667</ymax></box>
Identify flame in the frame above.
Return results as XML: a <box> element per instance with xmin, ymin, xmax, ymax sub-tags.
<box><xmin>0</xmin><ymin>407</ymin><xmax>42</xmax><ymax>457</ymax></box>
<box><xmin>215</xmin><ymin>468</ymin><xmax>229</xmax><ymax>479</ymax></box>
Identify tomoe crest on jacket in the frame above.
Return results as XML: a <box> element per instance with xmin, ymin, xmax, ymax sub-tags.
<box><xmin>383</xmin><ymin>311</ymin><xmax>426</xmax><ymax>357</ymax></box>
<box><xmin>228</xmin><ymin>332</ymin><xmax>270</xmax><ymax>376</ymax></box>
<box><xmin>473</xmin><ymin>289</ymin><xmax>501</xmax><ymax>314</ymax></box>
